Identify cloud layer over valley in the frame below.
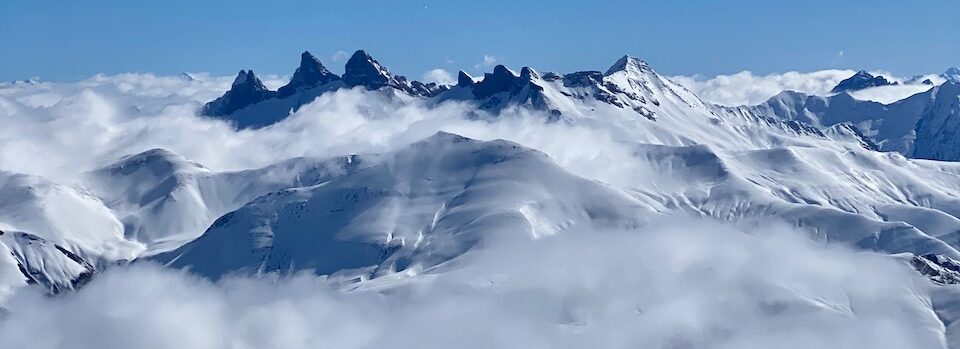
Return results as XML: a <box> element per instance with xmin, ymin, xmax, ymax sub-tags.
<box><xmin>0</xmin><ymin>220</ymin><xmax>944</xmax><ymax>349</ymax></box>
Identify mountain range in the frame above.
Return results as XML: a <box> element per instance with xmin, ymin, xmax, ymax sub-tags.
<box><xmin>203</xmin><ymin>50</ymin><xmax>960</xmax><ymax>163</ymax></box>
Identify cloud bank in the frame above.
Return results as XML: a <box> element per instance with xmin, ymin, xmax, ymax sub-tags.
<box><xmin>671</xmin><ymin>70</ymin><xmax>857</xmax><ymax>106</ymax></box>
<box><xmin>421</xmin><ymin>68</ymin><xmax>456</xmax><ymax>85</ymax></box>
<box><xmin>0</xmin><ymin>219</ymin><xmax>941</xmax><ymax>349</ymax></box>
<box><xmin>0</xmin><ymin>74</ymin><xmax>645</xmax><ymax>189</ymax></box>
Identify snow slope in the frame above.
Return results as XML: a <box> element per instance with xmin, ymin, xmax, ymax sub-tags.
<box><xmin>0</xmin><ymin>171</ymin><xmax>137</xmax><ymax>294</ymax></box>
<box><xmin>83</xmin><ymin>148</ymin><xmax>379</xmax><ymax>255</ymax></box>
<box><xmin>154</xmin><ymin>132</ymin><xmax>651</xmax><ymax>278</ymax></box>
<box><xmin>726</xmin><ymin>82</ymin><xmax>960</xmax><ymax>161</ymax></box>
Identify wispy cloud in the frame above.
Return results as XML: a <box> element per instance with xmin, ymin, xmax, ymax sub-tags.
<box><xmin>671</xmin><ymin>70</ymin><xmax>856</xmax><ymax>106</ymax></box>
<box><xmin>475</xmin><ymin>54</ymin><xmax>497</xmax><ymax>69</ymax></box>
<box><xmin>421</xmin><ymin>68</ymin><xmax>455</xmax><ymax>85</ymax></box>
<box><xmin>331</xmin><ymin>50</ymin><xmax>350</xmax><ymax>63</ymax></box>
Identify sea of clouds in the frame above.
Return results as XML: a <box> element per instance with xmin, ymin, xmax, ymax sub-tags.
<box><xmin>0</xmin><ymin>219</ymin><xmax>944</xmax><ymax>349</ymax></box>
<box><xmin>0</xmin><ymin>73</ymin><xmax>953</xmax><ymax>348</ymax></box>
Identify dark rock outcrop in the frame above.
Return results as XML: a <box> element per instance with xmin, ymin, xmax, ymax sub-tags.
<box><xmin>831</xmin><ymin>70</ymin><xmax>896</xmax><ymax>93</ymax></box>
<box><xmin>201</xmin><ymin>70</ymin><xmax>275</xmax><ymax>116</ymax></box>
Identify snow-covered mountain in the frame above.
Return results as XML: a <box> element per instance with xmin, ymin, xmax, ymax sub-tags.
<box><xmin>831</xmin><ymin>70</ymin><xmax>897</xmax><ymax>93</ymax></box>
<box><xmin>725</xmin><ymin>80</ymin><xmax>960</xmax><ymax>161</ymax></box>
<box><xmin>82</xmin><ymin>147</ymin><xmax>382</xmax><ymax>255</ymax></box>
<box><xmin>0</xmin><ymin>171</ymin><xmax>138</xmax><ymax>295</ymax></box>
<box><xmin>152</xmin><ymin>132</ymin><xmax>651</xmax><ymax>279</ymax></box>
<box><xmin>147</xmin><ymin>128</ymin><xmax>960</xmax><ymax>283</ymax></box>
<box><xmin>943</xmin><ymin>67</ymin><xmax>960</xmax><ymax>83</ymax></box>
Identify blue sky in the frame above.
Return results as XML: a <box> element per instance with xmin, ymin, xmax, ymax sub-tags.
<box><xmin>2</xmin><ymin>0</ymin><xmax>958</xmax><ymax>81</ymax></box>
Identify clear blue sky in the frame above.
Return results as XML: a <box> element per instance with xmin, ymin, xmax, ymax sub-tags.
<box><xmin>2</xmin><ymin>0</ymin><xmax>958</xmax><ymax>81</ymax></box>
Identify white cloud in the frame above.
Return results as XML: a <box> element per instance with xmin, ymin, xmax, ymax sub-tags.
<box><xmin>476</xmin><ymin>54</ymin><xmax>497</xmax><ymax>69</ymax></box>
<box><xmin>421</xmin><ymin>68</ymin><xmax>455</xmax><ymax>85</ymax></box>
<box><xmin>847</xmin><ymin>84</ymin><xmax>934</xmax><ymax>104</ymax></box>
<box><xmin>671</xmin><ymin>69</ymin><xmax>942</xmax><ymax>106</ymax></box>
<box><xmin>0</xmin><ymin>218</ymin><xmax>942</xmax><ymax>349</ymax></box>
<box><xmin>0</xmin><ymin>73</ymin><xmax>646</xmax><ymax>187</ymax></box>
<box><xmin>671</xmin><ymin>70</ymin><xmax>857</xmax><ymax>106</ymax></box>
<box><xmin>331</xmin><ymin>50</ymin><xmax>350</xmax><ymax>63</ymax></box>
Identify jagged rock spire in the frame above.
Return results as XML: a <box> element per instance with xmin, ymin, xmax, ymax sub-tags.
<box><xmin>231</xmin><ymin>70</ymin><xmax>268</xmax><ymax>90</ymax></box>
<box><xmin>473</xmin><ymin>65</ymin><xmax>519</xmax><ymax>98</ymax></box>
<box><xmin>201</xmin><ymin>70</ymin><xmax>274</xmax><ymax>116</ymax></box>
<box><xmin>457</xmin><ymin>71</ymin><xmax>474</xmax><ymax>87</ymax></box>
<box><xmin>519</xmin><ymin>67</ymin><xmax>540</xmax><ymax>81</ymax></box>
<box><xmin>342</xmin><ymin>50</ymin><xmax>393</xmax><ymax>88</ymax></box>
<box><xmin>277</xmin><ymin>51</ymin><xmax>341</xmax><ymax>97</ymax></box>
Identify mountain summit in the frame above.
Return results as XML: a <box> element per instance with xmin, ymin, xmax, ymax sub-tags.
<box><xmin>831</xmin><ymin>70</ymin><xmax>896</xmax><ymax>93</ymax></box>
<box><xmin>201</xmin><ymin>70</ymin><xmax>275</xmax><ymax>116</ymax></box>
<box><xmin>276</xmin><ymin>51</ymin><xmax>341</xmax><ymax>98</ymax></box>
<box><xmin>201</xmin><ymin>49</ymin><xmax>446</xmax><ymax>128</ymax></box>
<box><xmin>943</xmin><ymin>67</ymin><xmax>960</xmax><ymax>83</ymax></box>
<box><xmin>604</xmin><ymin>55</ymin><xmax>650</xmax><ymax>75</ymax></box>
<box><xmin>342</xmin><ymin>50</ymin><xmax>444</xmax><ymax>97</ymax></box>
<box><xmin>342</xmin><ymin>50</ymin><xmax>393</xmax><ymax>89</ymax></box>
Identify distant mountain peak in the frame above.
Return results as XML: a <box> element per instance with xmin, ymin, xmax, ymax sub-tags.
<box><xmin>231</xmin><ymin>70</ymin><xmax>266</xmax><ymax>90</ymax></box>
<box><xmin>472</xmin><ymin>65</ymin><xmax>520</xmax><ymax>98</ymax></box>
<box><xmin>178</xmin><ymin>72</ymin><xmax>198</xmax><ymax>81</ymax></box>
<box><xmin>418</xmin><ymin>131</ymin><xmax>474</xmax><ymax>145</ymax></box>
<box><xmin>202</xmin><ymin>70</ymin><xmax>274</xmax><ymax>116</ymax></box>
<box><xmin>457</xmin><ymin>71</ymin><xmax>474</xmax><ymax>87</ymax></box>
<box><xmin>605</xmin><ymin>55</ymin><xmax>650</xmax><ymax>75</ymax></box>
<box><xmin>944</xmin><ymin>67</ymin><xmax>960</xmax><ymax>83</ymax></box>
<box><xmin>277</xmin><ymin>51</ymin><xmax>341</xmax><ymax>97</ymax></box>
<box><xmin>831</xmin><ymin>70</ymin><xmax>895</xmax><ymax>93</ymax></box>
<box><xmin>519</xmin><ymin>67</ymin><xmax>540</xmax><ymax>81</ymax></box>
<box><xmin>342</xmin><ymin>49</ymin><xmax>393</xmax><ymax>88</ymax></box>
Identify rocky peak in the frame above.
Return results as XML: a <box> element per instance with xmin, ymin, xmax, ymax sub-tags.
<box><xmin>472</xmin><ymin>65</ymin><xmax>520</xmax><ymax>98</ymax></box>
<box><xmin>277</xmin><ymin>51</ymin><xmax>341</xmax><ymax>97</ymax></box>
<box><xmin>519</xmin><ymin>67</ymin><xmax>541</xmax><ymax>81</ymax></box>
<box><xmin>342</xmin><ymin>50</ymin><xmax>393</xmax><ymax>88</ymax></box>
<box><xmin>561</xmin><ymin>71</ymin><xmax>603</xmax><ymax>87</ymax></box>
<box><xmin>457</xmin><ymin>71</ymin><xmax>474</xmax><ymax>87</ymax></box>
<box><xmin>831</xmin><ymin>70</ymin><xmax>895</xmax><ymax>93</ymax></box>
<box><xmin>202</xmin><ymin>70</ymin><xmax>274</xmax><ymax>116</ymax></box>
<box><xmin>231</xmin><ymin>70</ymin><xmax>268</xmax><ymax>90</ymax></box>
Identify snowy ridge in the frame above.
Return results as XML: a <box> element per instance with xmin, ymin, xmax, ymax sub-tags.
<box><xmin>720</xmin><ymin>82</ymin><xmax>960</xmax><ymax>161</ymax></box>
<box><xmin>84</xmin><ymin>148</ymin><xmax>379</xmax><ymax>255</ymax></box>
<box><xmin>201</xmin><ymin>50</ymin><xmax>443</xmax><ymax>128</ymax></box>
<box><xmin>152</xmin><ymin>132</ymin><xmax>651</xmax><ymax>278</ymax></box>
